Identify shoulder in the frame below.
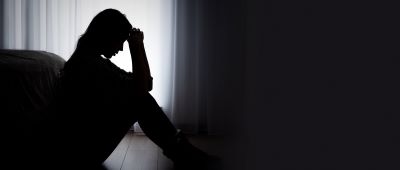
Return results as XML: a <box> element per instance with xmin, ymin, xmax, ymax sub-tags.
<box><xmin>65</xmin><ymin>53</ymin><xmax>104</xmax><ymax>70</ymax></box>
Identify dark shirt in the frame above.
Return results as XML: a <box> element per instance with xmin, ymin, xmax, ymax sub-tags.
<box><xmin>51</xmin><ymin>52</ymin><xmax>141</xmax><ymax>139</ymax></box>
<box><xmin>60</xmin><ymin>53</ymin><xmax>136</xmax><ymax>112</ymax></box>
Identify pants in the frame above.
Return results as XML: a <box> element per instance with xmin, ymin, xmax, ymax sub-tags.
<box><xmin>24</xmin><ymin>92</ymin><xmax>177</xmax><ymax>169</ymax></box>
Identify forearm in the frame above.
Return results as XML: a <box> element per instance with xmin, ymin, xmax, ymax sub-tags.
<box><xmin>130</xmin><ymin>42</ymin><xmax>152</xmax><ymax>91</ymax></box>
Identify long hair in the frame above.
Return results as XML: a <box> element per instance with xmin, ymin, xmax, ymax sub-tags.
<box><xmin>74</xmin><ymin>9</ymin><xmax>132</xmax><ymax>55</ymax></box>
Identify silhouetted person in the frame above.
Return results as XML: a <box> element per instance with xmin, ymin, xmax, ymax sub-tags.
<box><xmin>24</xmin><ymin>9</ymin><xmax>214</xmax><ymax>170</ymax></box>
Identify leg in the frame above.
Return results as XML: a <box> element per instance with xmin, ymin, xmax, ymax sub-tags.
<box><xmin>48</xmin><ymin>105</ymin><xmax>138</xmax><ymax>167</ymax></box>
<box><xmin>135</xmin><ymin>93</ymin><xmax>178</xmax><ymax>150</ymax></box>
<box><xmin>135</xmin><ymin>93</ymin><xmax>217</xmax><ymax>170</ymax></box>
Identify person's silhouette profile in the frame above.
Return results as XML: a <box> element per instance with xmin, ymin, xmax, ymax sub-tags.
<box><xmin>25</xmin><ymin>8</ymin><xmax>215</xmax><ymax>170</ymax></box>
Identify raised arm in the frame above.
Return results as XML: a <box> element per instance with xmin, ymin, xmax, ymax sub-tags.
<box><xmin>127</xmin><ymin>28</ymin><xmax>153</xmax><ymax>92</ymax></box>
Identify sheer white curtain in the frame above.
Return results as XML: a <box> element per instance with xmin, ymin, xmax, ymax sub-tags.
<box><xmin>0</xmin><ymin>0</ymin><xmax>220</xmax><ymax>134</ymax></box>
<box><xmin>1</xmin><ymin>0</ymin><xmax>78</xmax><ymax>59</ymax></box>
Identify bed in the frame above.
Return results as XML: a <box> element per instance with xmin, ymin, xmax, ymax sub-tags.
<box><xmin>0</xmin><ymin>49</ymin><xmax>65</xmax><ymax>158</ymax></box>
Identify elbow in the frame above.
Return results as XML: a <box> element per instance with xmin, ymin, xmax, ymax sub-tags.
<box><xmin>134</xmin><ymin>77</ymin><xmax>153</xmax><ymax>93</ymax></box>
<box><xmin>136</xmin><ymin>83</ymin><xmax>152</xmax><ymax>93</ymax></box>
<box><xmin>147</xmin><ymin>77</ymin><xmax>153</xmax><ymax>92</ymax></box>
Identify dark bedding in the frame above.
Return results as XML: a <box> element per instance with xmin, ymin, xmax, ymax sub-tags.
<box><xmin>0</xmin><ymin>49</ymin><xmax>65</xmax><ymax>113</ymax></box>
<box><xmin>0</xmin><ymin>49</ymin><xmax>65</xmax><ymax>138</ymax></box>
<box><xmin>0</xmin><ymin>49</ymin><xmax>65</xmax><ymax>165</ymax></box>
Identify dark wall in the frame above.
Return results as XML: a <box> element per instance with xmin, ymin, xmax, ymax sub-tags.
<box><xmin>238</xmin><ymin>1</ymin><xmax>400</xmax><ymax>169</ymax></box>
<box><xmin>189</xmin><ymin>0</ymin><xmax>400</xmax><ymax>169</ymax></box>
